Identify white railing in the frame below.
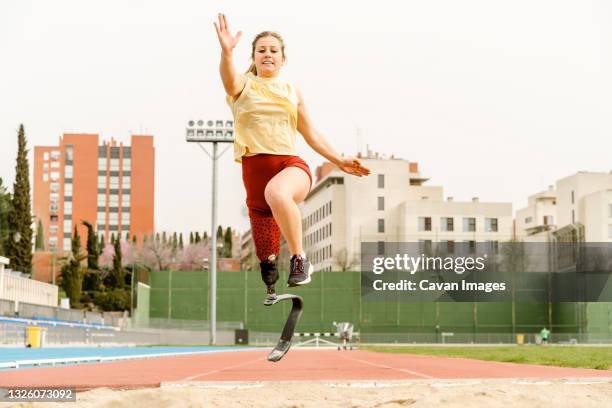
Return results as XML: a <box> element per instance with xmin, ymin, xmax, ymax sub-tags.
<box><xmin>0</xmin><ymin>257</ymin><xmax>58</xmax><ymax>308</ymax></box>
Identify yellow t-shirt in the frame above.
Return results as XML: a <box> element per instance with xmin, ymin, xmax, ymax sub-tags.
<box><xmin>226</xmin><ymin>72</ymin><xmax>299</xmax><ymax>163</ymax></box>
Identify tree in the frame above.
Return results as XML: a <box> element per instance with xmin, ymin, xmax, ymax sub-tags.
<box><xmin>178</xmin><ymin>233</ymin><xmax>184</xmax><ymax>250</ymax></box>
<box><xmin>35</xmin><ymin>219</ymin><xmax>44</xmax><ymax>251</ymax></box>
<box><xmin>334</xmin><ymin>248</ymin><xmax>358</xmax><ymax>272</ymax></box>
<box><xmin>195</xmin><ymin>232</ymin><xmax>201</xmax><ymax>243</ymax></box>
<box><xmin>189</xmin><ymin>232</ymin><xmax>194</xmax><ymax>245</ymax></box>
<box><xmin>111</xmin><ymin>235</ymin><xmax>126</xmax><ymax>289</ymax></box>
<box><xmin>216</xmin><ymin>225</ymin><xmax>224</xmax><ymax>257</ymax></box>
<box><xmin>59</xmin><ymin>226</ymin><xmax>86</xmax><ymax>308</ymax></box>
<box><xmin>5</xmin><ymin>125</ymin><xmax>33</xmax><ymax>274</ymax></box>
<box><xmin>162</xmin><ymin>231</ymin><xmax>167</xmax><ymax>245</ymax></box>
<box><xmin>223</xmin><ymin>227</ymin><xmax>233</xmax><ymax>257</ymax></box>
<box><xmin>82</xmin><ymin>221</ymin><xmax>99</xmax><ymax>270</ymax></box>
<box><xmin>0</xmin><ymin>178</ymin><xmax>11</xmax><ymax>256</ymax></box>
<box><xmin>202</xmin><ymin>231</ymin><xmax>209</xmax><ymax>246</ymax></box>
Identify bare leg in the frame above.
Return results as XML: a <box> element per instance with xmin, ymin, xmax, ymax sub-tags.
<box><xmin>264</xmin><ymin>167</ymin><xmax>310</xmax><ymax>255</ymax></box>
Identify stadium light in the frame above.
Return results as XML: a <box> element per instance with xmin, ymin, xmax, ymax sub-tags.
<box><xmin>186</xmin><ymin>119</ymin><xmax>234</xmax><ymax>345</ymax></box>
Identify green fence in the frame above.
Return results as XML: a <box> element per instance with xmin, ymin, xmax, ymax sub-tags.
<box><xmin>147</xmin><ymin>270</ymin><xmax>612</xmax><ymax>340</ymax></box>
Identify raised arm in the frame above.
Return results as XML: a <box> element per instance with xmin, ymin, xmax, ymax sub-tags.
<box><xmin>296</xmin><ymin>88</ymin><xmax>370</xmax><ymax>177</ymax></box>
<box><xmin>213</xmin><ymin>13</ymin><xmax>246</xmax><ymax>97</ymax></box>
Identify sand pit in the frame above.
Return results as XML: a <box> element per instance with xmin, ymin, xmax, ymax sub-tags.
<box><xmin>18</xmin><ymin>378</ymin><xmax>612</xmax><ymax>408</ymax></box>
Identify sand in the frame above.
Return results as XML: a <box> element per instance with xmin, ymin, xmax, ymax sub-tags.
<box><xmin>10</xmin><ymin>378</ymin><xmax>612</xmax><ymax>408</ymax></box>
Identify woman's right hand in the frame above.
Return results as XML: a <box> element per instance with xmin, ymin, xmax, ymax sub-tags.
<box><xmin>214</xmin><ymin>13</ymin><xmax>242</xmax><ymax>54</ymax></box>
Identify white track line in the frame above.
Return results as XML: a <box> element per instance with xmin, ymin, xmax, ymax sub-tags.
<box><xmin>335</xmin><ymin>353</ymin><xmax>435</xmax><ymax>379</ymax></box>
<box><xmin>180</xmin><ymin>356</ymin><xmax>265</xmax><ymax>381</ymax></box>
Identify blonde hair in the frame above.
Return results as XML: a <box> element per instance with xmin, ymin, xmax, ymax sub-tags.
<box><xmin>246</xmin><ymin>31</ymin><xmax>286</xmax><ymax>76</ymax></box>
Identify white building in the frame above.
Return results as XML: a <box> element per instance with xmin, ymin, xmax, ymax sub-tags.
<box><xmin>301</xmin><ymin>153</ymin><xmax>513</xmax><ymax>271</ymax></box>
<box><xmin>516</xmin><ymin>171</ymin><xmax>612</xmax><ymax>242</ymax></box>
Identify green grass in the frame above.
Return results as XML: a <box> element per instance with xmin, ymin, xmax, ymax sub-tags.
<box><xmin>366</xmin><ymin>346</ymin><xmax>612</xmax><ymax>370</ymax></box>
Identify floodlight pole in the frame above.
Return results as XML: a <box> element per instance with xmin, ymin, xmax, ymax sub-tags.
<box><xmin>186</xmin><ymin>120</ymin><xmax>234</xmax><ymax>345</ymax></box>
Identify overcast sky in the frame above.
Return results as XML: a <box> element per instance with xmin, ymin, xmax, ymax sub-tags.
<box><xmin>1</xmin><ymin>0</ymin><xmax>610</xmax><ymax>236</ymax></box>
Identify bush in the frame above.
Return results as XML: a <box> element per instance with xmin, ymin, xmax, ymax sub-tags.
<box><xmin>93</xmin><ymin>289</ymin><xmax>131</xmax><ymax>311</ymax></box>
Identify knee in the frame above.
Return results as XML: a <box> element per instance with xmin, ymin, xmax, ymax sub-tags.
<box><xmin>264</xmin><ymin>187</ymin><xmax>290</xmax><ymax>209</ymax></box>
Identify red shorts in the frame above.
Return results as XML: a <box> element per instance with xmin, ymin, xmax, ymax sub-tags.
<box><xmin>242</xmin><ymin>154</ymin><xmax>312</xmax><ymax>218</ymax></box>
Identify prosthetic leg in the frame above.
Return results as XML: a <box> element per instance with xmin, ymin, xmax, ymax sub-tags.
<box><xmin>250</xmin><ymin>216</ymin><xmax>281</xmax><ymax>303</ymax></box>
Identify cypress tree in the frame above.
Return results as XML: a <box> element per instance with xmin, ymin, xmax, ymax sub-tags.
<box><xmin>189</xmin><ymin>232</ymin><xmax>194</xmax><ymax>245</ymax></box>
<box><xmin>0</xmin><ymin>178</ymin><xmax>11</xmax><ymax>256</ymax></box>
<box><xmin>82</xmin><ymin>221</ymin><xmax>99</xmax><ymax>270</ymax></box>
<box><xmin>6</xmin><ymin>125</ymin><xmax>33</xmax><ymax>274</ymax></box>
<box><xmin>195</xmin><ymin>232</ymin><xmax>201</xmax><ymax>243</ymax></box>
<box><xmin>60</xmin><ymin>226</ymin><xmax>85</xmax><ymax>307</ymax></box>
<box><xmin>155</xmin><ymin>232</ymin><xmax>160</xmax><ymax>243</ymax></box>
<box><xmin>112</xmin><ymin>233</ymin><xmax>125</xmax><ymax>289</ymax></box>
<box><xmin>202</xmin><ymin>231</ymin><xmax>208</xmax><ymax>245</ymax></box>
<box><xmin>216</xmin><ymin>226</ymin><xmax>223</xmax><ymax>257</ymax></box>
<box><xmin>178</xmin><ymin>233</ymin><xmax>184</xmax><ymax>250</ymax></box>
<box><xmin>224</xmin><ymin>227</ymin><xmax>233</xmax><ymax>258</ymax></box>
<box><xmin>162</xmin><ymin>231</ymin><xmax>167</xmax><ymax>245</ymax></box>
<box><xmin>125</xmin><ymin>232</ymin><xmax>131</xmax><ymax>242</ymax></box>
<box><xmin>35</xmin><ymin>219</ymin><xmax>44</xmax><ymax>251</ymax></box>
<box><xmin>172</xmin><ymin>232</ymin><xmax>178</xmax><ymax>252</ymax></box>
<box><xmin>132</xmin><ymin>234</ymin><xmax>137</xmax><ymax>244</ymax></box>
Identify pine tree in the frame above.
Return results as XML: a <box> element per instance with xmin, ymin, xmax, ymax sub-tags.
<box><xmin>224</xmin><ymin>227</ymin><xmax>233</xmax><ymax>258</ymax></box>
<box><xmin>189</xmin><ymin>232</ymin><xmax>194</xmax><ymax>245</ymax></box>
<box><xmin>172</xmin><ymin>232</ymin><xmax>178</xmax><ymax>253</ymax></box>
<box><xmin>178</xmin><ymin>233</ymin><xmax>184</xmax><ymax>250</ymax></box>
<box><xmin>35</xmin><ymin>219</ymin><xmax>44</xmax><ymax>251</ymax></box>
<box><xmin>82</xmin><ymin>221</ymin><xmax>99</xmax><ymax>270</ymax></box>
<box><xmin>155</xmin><ymin>232</ymin><xmax>160</xmax><ymax>243</ymax></box>
<box><xmin>162</xmin><ymin>231</ymin><xmax>167</xmax><ymax>245</ymax></box>
<box><xmin>195</xmin><ymin>232</ymin><xmax>201</xmax><ymax>243</ymax></box>
<box><xmin>125</xmin><ymin>232</ymin><xmax>130</xmax><ymax>242</ymax></box>
<box><xmin>202</xmin><ymin>231</ymin><xmax>208</xmax><ymax>245</ymax></box>
<box><xmin>6</xmin><ymin>125</ymin><xmax>33</xmax><ymax>274</ymax></box>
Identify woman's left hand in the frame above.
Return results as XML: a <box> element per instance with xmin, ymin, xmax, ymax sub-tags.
<box><xmin>335</xmin><ymin>157</ymin><xmax>370</xmax><ymax>177</ymax></box>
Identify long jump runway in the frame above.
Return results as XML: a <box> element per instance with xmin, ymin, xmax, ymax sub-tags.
<box><xmin>0</xmin><ymin>348</ymin><xmax>611</xmax><ymax>390</ymax></box>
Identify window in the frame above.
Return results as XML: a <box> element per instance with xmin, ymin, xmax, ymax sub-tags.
<box><xmin>43</xmin><ymin>152</ymin><xmax>49</xmax><ymax>161</ymax></box>
<box><xmin>571</xmin><ymin>190</ymin><xmax>575</xmax><ymax>204</ymax></box>
<box><xmin>63</xmin><ymin>219</ymin><xmax>71</xmax><ymax>233</ymax></box>
<box><xmin>110</xmin><ymin>158</ymin><xmax>120</xmax><ymax>171</ymax></box>
<box><xmin>442</xmin><ymin>240</ymin><xmax>455</xmax><ymax>254</ymax></box>
<box><xmin>121</xmin><ymin>194</ymin><xmax>130</xmax><ymax>206</ymax></box>
<box><xmin>97</xmin><ymin>194</ymin><xmax>106</xmax><ymax>206</ymax></box>
<box><xmin>64</xmin><ymin>183</ymin><xmax>72</xmax><ymax>196</ymax></box>
<box><xmin>50</xmin><ymin>183</ymin><xmax>59</xmax><ymax>192</ymax></box>
<box><xmin>488</xmin><ymin>240</ymin><xmax>499</xmax><ymax>253</ymax></box>
<box><xmin>121</xmin><ymin>212</ymin><xmax>130</xmax><ymax>223</ymax></box>
<box><xmin>441</xmin><ymin>217</ymin><xmax>454</xmax><ymax>232</ymax></box>
<box><xmin>109</xmin><ymin>195</ymin><xmax>119</xmax><ymax>206</ymax></box>
<box><xmin>109</xmin><ymin>176</ymin><xmax>119</xmax><ymax>188</ymax></box>
<box><xmin>525</xmin><ymin>216</ymin><xmax>533</xmax><ymax>224</ymax></box>
<box><xmin>109</xmin><ymin>213</ymin><xmax>119</xmax><ymax>225</ymax></box>
<box><xmin>64</xmin><ymin>201</ymin><xmax>72</xmax><ymax>215</ymax></box>
<box><xmin>572</xmin><ymin>209</ymin><xmax>575</xmax><ymax>224</ymax></box>
<box><xmin>97</xmin><ymin>213</ymin><xmax>105</xmax><ymax>226</ymax></box>
<box><xmin>51</xmin><ymin>161</ymin><xmax>60</xmax><ymax>169</ymax></box>
<box><xmin>43</xmin><ymin>173</ymin><xmax>49</xmax><ymax>182</ymax></box>
<box><xmin>378</xmin><ymin>174</ymin><xmax>385</xmax><ymax>188</ymax></box>
<box><xmin>122</xmin><ymin>176</ymin><xmax>130</xmax><ymax>189</ymax></box>
<box><xmin>98</xmin><ymin>175</ymin><xmax>107</xmax><ymax>187</ymax></box>
<box><xmin>378</xmin><ymin>196</ymin><xmax>385</xmax><ymax>211</ymax></box>
<box><xmin>329</xmin><ymin>201</ymin><xmax>332</xmax><ymax>214</ymax></box>
<box><xmin>64</xmin><ymin>165</ymin><xmax>73</xmax><ymax>178</ymax></box>
<box><xmin>543</xmin><ymin>215</ymin><xmax>554</xmax><ymax>225</ymax></box>
<box><xmin>51</xmin><ymin>150</ymin><xmax>61</xmax><ymax>160</ymax></box>
<box><xmin>49</xmin><ymin>193</ymin><xmax>59</xmax><ymax>203</ymax></box>
<box><xmin>377</xmin><ymin>241</ymin><xmax>385</xmax><ymax>255</ymax></box>
<box><xmin>63</xmin><ymin>238</ymin><xmax>71</xmax><ymax>251</ymax></box>
<box><xmin>463</xmin><ymin>217</ymin><xmax>476</xmax><ymax>232</ymax></box>
<box><xmin>418</xmin><ymin>217</ymin><xmax>432</xmax><ymax>231</ymax></box>
<box><xmin>466</xmin><ymin>240</ymin><xmax>476</xmax><ymax>254</ymax></box>
<box><xmin>50</xmin><ymin>171</ymin><xmax>60</xmax><ymax>181</ymax></box>
<box><xmin>65</xmin><ymin>146</ymin><xmax>73</xmax><ymax>161</ymax></box>
<box><xmin>378</xmin><ymin>218</ymin><xmax>385</xmax><ymax>233</ymax></box>
<box><xmin>49</xmin><ymin>225</ymin><xmax>58</xmax><ymax>234</ymax></box>
<box><xmin>98</xmin><ymin>158</ymin><xmax>107</xmax><ymax>171</ymax></box>
<box><xmin>419</xmin><ymin>239</ymin><xmax>432</xmax><ymax>253</ymax></box>
<box><xmin>123</xmin><ymin>158</ymin><xmax>131</xmax><ymax>171</ymax></box>
<box><xmin>485</xmin><ymin>218</ymin><xmax>498</xmax><ymax>232</ymax></box>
